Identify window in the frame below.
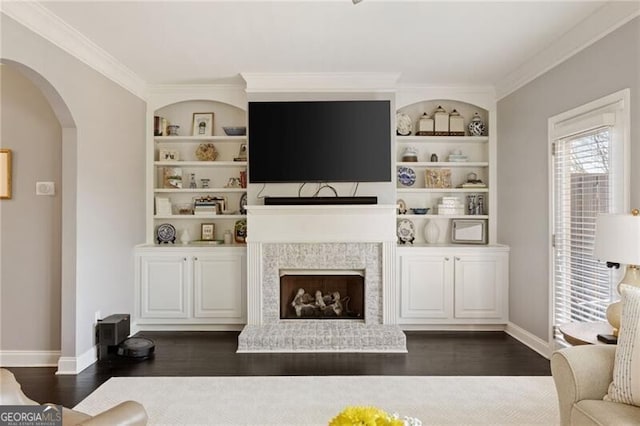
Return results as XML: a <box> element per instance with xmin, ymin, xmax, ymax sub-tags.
<box><xmin>550</xmin><ymin>90</ymin><xmax>629</xmax><ymax>341</ymax></box>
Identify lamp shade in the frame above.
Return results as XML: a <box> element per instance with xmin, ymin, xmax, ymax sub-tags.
<box><xmin>594</xmin><ymin>213</ymin><xmax>640</xmax><ymax>265</ymax></box>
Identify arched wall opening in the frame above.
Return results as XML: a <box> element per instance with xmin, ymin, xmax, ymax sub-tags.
<box><xmin>0</xmin><ymin>59</ymin><xmax>78</xmax><ymax>370</ymax></box>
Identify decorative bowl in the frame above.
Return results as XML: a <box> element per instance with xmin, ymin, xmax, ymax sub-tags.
<box><xmin>223</xmin><ymin>126</ymin><xmax>247</xmax><ymax>136</ymax></box>
<box><xmin>410</xmin><ymin>208</ymin><xmax>430</xmax><ymax>215</ymax></box>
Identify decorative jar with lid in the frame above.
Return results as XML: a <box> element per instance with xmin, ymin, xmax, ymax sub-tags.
<box><xmin>417</xmin><ymin>112</ymin><xmax>435</xmax><ymax>136</ymax></box>
<box><xmin>449</xmin><ymin>109</ymin><xmax>465</xmax><ymax>136</ymax></box>
<box><xmin>433</xmin><ymin>106</ymin><xmax>449</xmax><ymax>136</ymax></box>
<box><xmin>468</xmin><ymin>113</ymin><xmax>486</xmax><ymax>136</ymax></box>
<box><xmin>401</xmin><ymin>146</ymin><xmax>418</xmax><ymax>162</ymax></box>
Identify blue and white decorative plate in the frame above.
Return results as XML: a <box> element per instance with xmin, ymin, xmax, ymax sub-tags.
<box><xmin>397</xmin><ymin>219</ymin><xmax>415</xmax><ymax>244</ymax></box>
<box><xmin>397</xmin><ymin>166</ymin><xmax>416</xmax><ymax>186</ymax></box>
<box><xmin>156</xmin><ymin>223</ymin><xmax>176</xmax><ymax>244</ymax></box>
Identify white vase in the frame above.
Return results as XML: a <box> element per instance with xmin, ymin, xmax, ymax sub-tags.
<box><xmin>180</xmin><ymin>229</ymin><xmax>191</xmax><ymax>244</ymax></box>
<box><xmin>424</xmin><ymin>220</ymin><xmax>440</xmax><ymax>244</ymax></box>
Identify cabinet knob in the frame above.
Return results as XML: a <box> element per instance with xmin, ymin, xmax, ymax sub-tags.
<box><xmin>183</xmin><ymin>257</ymin><xmax>187</xmax><ymax>261</ymax></box>
<box><xmin>194</xmin><ymin>257</ymin><xmax>198</xmax><ymax>261</ymax></box>
<box><xmin>445</xmin><ymin>257</ymin><xmax>450</xmax><ymax>261</ymax></box>
<box><xmin>455</xmin><ymin>257</ymin><xmax>461</xmax><ymax>261</ymax></box>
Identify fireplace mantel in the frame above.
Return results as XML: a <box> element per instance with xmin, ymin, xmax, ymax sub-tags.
<box><xmin>239</xmin><ymin>203</ymin><xmax>405</xmax><ymax>352</ymax></box>
<box><xmin>246</xmin><ymin>205</ymin><xmax>397</xmax><ymax>243</ymax></box>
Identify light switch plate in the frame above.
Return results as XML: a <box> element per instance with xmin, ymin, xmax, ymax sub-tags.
<box><xmin>36</xmin><ymin>181</ymin><xmax>55</xmax><ymax>196</ymax></box>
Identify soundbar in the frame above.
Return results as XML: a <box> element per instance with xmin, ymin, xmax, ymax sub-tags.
<box><xmin>264</xmin><ymin>196</ymin><xmax>378</xmax><ymax>206</ymax></box>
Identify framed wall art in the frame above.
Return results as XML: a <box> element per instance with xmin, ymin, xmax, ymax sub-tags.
<box><xmin>425</xmin><ymin>168</ymin><xmax>452</xmax><ymax>189</ymax></box>
<box><xmin>0</xmin><ymin>149</ymin><xmax>12</xmax><ymax>199</ymax></box>
<box><xmin>192</xmin><ymin>113</ymin><xmax>214</xmax><ymax>136</ymax></box>
<box><xmin>159</xmin><ymin>149</ymin><xmax>180</xmax><ymax>161</ymax></box>
<box><xmin>201</xmin><ymin>223</ymin><xmax>215</xmax><ymax>241</ymax></box>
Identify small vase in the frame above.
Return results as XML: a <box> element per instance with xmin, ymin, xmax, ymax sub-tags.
<box><xmin>424</xmin><ymin>220</ymin><xmax>440</xmax><ymax>244</ymax></box>
<box><xmin>180</xmin><ymin>229</ymin><xmax>191</xmax><ymax>244</ymax></box>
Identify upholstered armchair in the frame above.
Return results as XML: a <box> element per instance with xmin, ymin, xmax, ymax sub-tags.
<box><xmin>0</xmin><ymin>368</ymin><xmax>148</xmax><ymax>426</ymax></box>
<box><xmin>551</xmin><ymin>345</ymin><xmax>640</xmax><ymax>425</ymax></box>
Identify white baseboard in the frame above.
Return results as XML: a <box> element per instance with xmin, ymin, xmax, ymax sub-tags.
<box><xmin>134</xmin><ymin>323</ymin><xmax>244</xmax><ymax>332</ymax></box>
<box><xmin>400</xmin><ymin>324</ymin><xmax>506</xmax><ymax>332</ymax></box>
<box><xmin>56</xmin><ymin>345</ymin><xmax>97</xmax><ymax>375</ymax></box>
<box><xmin>0</xmin><ymin>350</ymin><xmax>60</xmax><ymax>367</ymax></box>
<box><xmin>505</xmin><ymin>322</ymin><xmax>552</xmax><ymax>359</ymax></box>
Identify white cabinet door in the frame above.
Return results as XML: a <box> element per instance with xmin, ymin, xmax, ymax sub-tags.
<box><xmin>140</xmin><ymin>255</ymin><xmax>189</xmax><ymax>318</ymax></box>
<box><xmin>193</xmin><ymin>253</ymin><xmax>245</xmax><ymax>320</ymax></box>
<box><xmin>454</xmin><ymin>254</ymin><xmax>507</xmax><ymax>319</ymax></box>
<box><xmin>399</xmin><ymin>254</ymin><xmax>454</xmax><ymax>320</ymax></box>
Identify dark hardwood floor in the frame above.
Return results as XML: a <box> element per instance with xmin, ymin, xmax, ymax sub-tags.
<box><xmin>7</xmin><ymin>331</ymin><xmax>550</xmax><ymax>408</ymax></box>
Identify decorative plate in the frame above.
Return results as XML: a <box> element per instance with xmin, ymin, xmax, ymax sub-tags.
<box><xmin>397</xmin><ymin>166</ymin><xmax>416</xmax><ymax>186</ymax></box>
<box><xmin>239</xmin><ymin>193</ymin><xmax>247</xmax><ymax>215</ymax></box>
<box><xmin>156</xmin><ymin>223</ymin><xmax>176</xmax><ymax>244</ymax></box>
<box><xmin>195</xmin><ymin>143</ymin><xmax>218</xmax><ymax>161</ymax></box>
<box><xmin>396</xmin><ymin>113</ymin><xmax>412</xmax><ymax>136</ymax></box>
<box><xmin>397</xmin><ymin>219</ymin><xmax>415</xmax><ymax>244</ymax></box>
<box><xmin>397</xmin><ymin>199</ymin><xmax>407</xmax><ymax>215</ymax></box>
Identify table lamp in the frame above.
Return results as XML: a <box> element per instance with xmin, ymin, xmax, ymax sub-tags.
<box><xmin>593</xmin><ymin>209</ymin><xmax>640</xmax><ymax>337</ymax></box>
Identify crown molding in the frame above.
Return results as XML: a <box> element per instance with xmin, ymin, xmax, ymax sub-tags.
<box><xmin>146</xmin><ymin>84</ymin><xmax>248</xmax><ymax>111</ymax></box>
<box><xmin>1</xmin><ymin>1</ymin><xmax>147</xmax><ymax>100</ymax></box>
<box><xmin>241</xmin><ymin>72</ymin><xmax>401</xmax><ymax>92</ymax></box>
<box><xmin>496</xmin><ymin>2</ymin><xmax>640</xmax><ymax>100</ymax></box>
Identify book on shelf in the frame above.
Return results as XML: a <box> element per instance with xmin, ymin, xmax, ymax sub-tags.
<box><xmin>155</xmin><ymin>196</ymin><xmax>172</xmax><ymax>216</ymax></box>
<box><xmin>460</xmin><ymin>182</ymin><xmax>487</xmax><ymax>188</ymax></box>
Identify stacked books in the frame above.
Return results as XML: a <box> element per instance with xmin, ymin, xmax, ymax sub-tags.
<box><xmin>155</xmin><ymin>197</ymin><xmax>172</xmax><ymax>216</ymax></box>
<box><xmin>437</xmin><ymin>197</ymin><xmax>465</xmax><ymax>215</ymax></box>
<box><xmin>460</xmin><ymin>182</ymin><xmax>487</xmax><ymax>188</ymax></box>
<box><xmin>193</xmin><ymin>196</ymin><xmax>220</xmax><ymax>215</ymax></box>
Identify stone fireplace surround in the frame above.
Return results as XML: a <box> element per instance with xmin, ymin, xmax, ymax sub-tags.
<box><xmin>237</xmin><ymin>205</ymin><xmax>407</xmax><ymax>352</ymax></box>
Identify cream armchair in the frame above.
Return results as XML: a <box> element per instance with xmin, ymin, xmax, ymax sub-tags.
<box><xmin>0</xmin><ymin>368</ymin><xmax>148</xmax><ymax>426</ymax></box>
<box><xmin>551</xmin><ymin>345</ymin><xmax>640</xmax><ymax>425</ymax></box>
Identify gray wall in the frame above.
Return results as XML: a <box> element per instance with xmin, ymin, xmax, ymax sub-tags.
<box><xmin>0</xmin><ymin>65</ymin><xmax>62</xmax><ymax>351</ymax></box>
<box><xmin>497</xmin><ymin>17</ymin><xmax>640</xmax><ymax>340</ymax></box>
<box><xmin>0</xmin><ymin>15</ymin><xmax>146</xmax><ymax>364</ymax></box>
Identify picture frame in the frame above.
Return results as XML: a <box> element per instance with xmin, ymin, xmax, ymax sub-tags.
<box><xmin>0</xmin><ymin>149</ymin><xmax>12</xmax><ymax>199</ymax></box>
<box><xmin>192</xmin><ymin>113</ymin><xmax>214</xmax><ymax>136</ymax></box>
<box><xmin>201</xmin><ymin>223</ymin><xmax>215</xmax><ymax>241</ymax></box>
<box><xmin>451</xmin><ymin>219</ymin><xmax>487</xmax><ymax>244</ymax></box>
<box><xmin>163</xmin><ymin>167</ymin><xmax>183</xmax><ymax>189</ymax></box>
<box><xmin>425</xmin><ymin>168</ymin><xmax>452</xmax><ymax>189</ymax></box>
<box><xmin>159</xmin><ymin>149</ymin><xmax>180</xmax><ymax>161</ymax></box>
<box><xmin>236</xmin><ymin>143</ymin><xmax>247</xmax><ymax>160</ymax></box>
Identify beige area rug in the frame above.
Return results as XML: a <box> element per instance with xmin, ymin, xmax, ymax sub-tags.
<box><xmin>74</xmin><ymin>376</ymin><xmax>559</xmax><ymax>425</ymax></box>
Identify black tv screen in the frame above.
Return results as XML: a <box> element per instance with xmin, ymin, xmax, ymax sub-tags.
<box><xmin>248</xmin><ymin>100</ymin><xmax>391</xmax><ymax>183</ymax></box>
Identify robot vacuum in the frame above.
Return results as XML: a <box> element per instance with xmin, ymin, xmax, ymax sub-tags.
<box><xmin>117</xmin><ymin>337</ymin><xmax>155</xmax><ymax>359</ymax></box>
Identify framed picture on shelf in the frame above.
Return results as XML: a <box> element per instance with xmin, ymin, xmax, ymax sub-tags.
<box><xmin>159</xmin><ymin>149</ymin><xmax>179</xmax><ymax>161</ymax></box>
<box><xmin>425</xmin><ymin>168</ymin><xmax>452</xmax><ymax>188</ymax></box>
<box><xmin>0</xmin><ymin>149</ymin><xmax>12</xmax><ymax>199</ymax></box>
<box><xmin>235</xmin><ymin>143</ymin><xmax>247</xmax><ymax>161</ymax></box>
<box><xmin>192</xmin><ymin>113</ymin><xmax>214</xmax><ymax>136</ymax></box>
<box><xmin>201</xmin><ymin>223</ymin><xmax>215</xmax><ymax>241</ymax></box>
<box><xmin>163</xmin><ymin>167</ymin><xmax>183</xmax><ymax>189</ymax></box>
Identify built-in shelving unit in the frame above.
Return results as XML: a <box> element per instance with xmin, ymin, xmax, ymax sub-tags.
<box><xmin>394</xmin><ymin>99</ymin><xmax>495</xmax><ymax>245</ymax></box>
<box><xmin>146</xmin><ymin>95</ymin><xmax>248</xmax><ymax>245</ymax></box>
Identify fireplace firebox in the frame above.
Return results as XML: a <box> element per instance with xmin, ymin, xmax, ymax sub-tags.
<box><xmin>280</xmin><ymin>271</ymin><xmax>364</xmax><ymax>320</ymax></box>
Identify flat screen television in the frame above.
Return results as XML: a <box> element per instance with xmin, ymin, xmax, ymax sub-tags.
<box><xmin>248</xmin><ymin>100</ymin><xmax>391</xmax><ymax>183</ymax></box>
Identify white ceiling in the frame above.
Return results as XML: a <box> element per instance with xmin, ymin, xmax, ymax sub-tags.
<box><xmin>35</xmin><ymin>1</ymin><xmax>612</xmax><ymax>88</ymax></box>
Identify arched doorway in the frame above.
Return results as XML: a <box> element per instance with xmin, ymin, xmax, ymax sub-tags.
<box><xmin>0</xmin><ymin>60</ymin><xmax>77</xmax><ymax>371</ymax></box>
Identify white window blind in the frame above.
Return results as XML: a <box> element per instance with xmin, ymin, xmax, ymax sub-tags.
<box><xmin>553</xmin><ymin>127</ymin><xmax>616</xmax><ymax>327</ymax></box>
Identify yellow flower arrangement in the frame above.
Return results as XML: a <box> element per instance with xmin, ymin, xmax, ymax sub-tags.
<box><xmin>329</xmin><ymin>406</ymin><xmax>405</xmax><ymax>426</ymax></box>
